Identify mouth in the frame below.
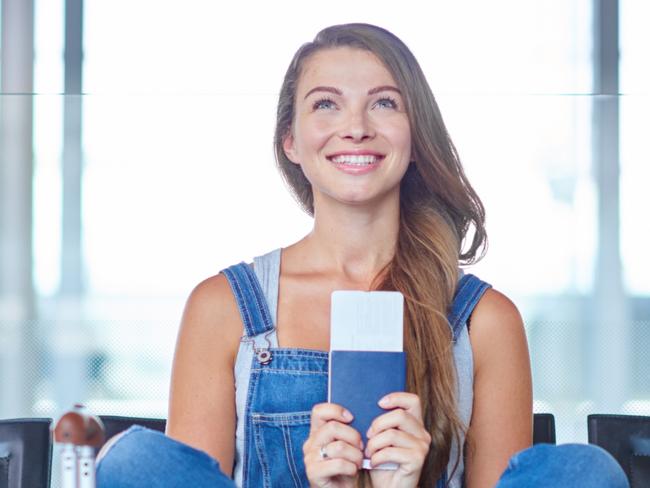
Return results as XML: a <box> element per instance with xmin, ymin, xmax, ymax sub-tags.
<box><xmin>326</xmin><ymin>153</ymin><xmax>384</xmax><ymax>166</ymax></box>
<box><xmin>325</xmin><ymin>152</ymin><xmax>385</xmax><ymax>175</ymax></box>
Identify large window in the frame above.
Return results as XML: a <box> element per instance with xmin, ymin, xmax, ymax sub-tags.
<box><xmin>620</xmin><ymin>0</ymin><xmax>650</xmax><ymax>294</ymax></box>
<box><xmin>1</xmin><ymin>0</ymin><xmax>648</xmax><ymax>450</ymax></box>
<box><xmin>619</xmin><ymin>0</ymin><xmax>650</xmax><ymax>412</ymax></box>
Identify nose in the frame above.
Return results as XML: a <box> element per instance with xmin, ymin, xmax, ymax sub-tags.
<box><xmin>338</xmin><ymin>110</ymin><xmax>375</xmax><ymax>142</ymax></box>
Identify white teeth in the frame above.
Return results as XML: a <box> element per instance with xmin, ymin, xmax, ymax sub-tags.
<box><xmin>330</xmin><ymin>155</ymin><xmax>378</xmax><ymax>165</ymax></box>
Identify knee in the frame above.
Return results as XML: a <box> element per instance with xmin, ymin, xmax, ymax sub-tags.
<box><xmin>96</xmin><ymin>426</ymin><xmax>166</xmax><ymax>485</ymax></box>
<box><xmin>552</xmin><ymin>444</ymin><xmax>628</xmax><ymax>487</ymax></box>
<box><xmin>564</xmin><ymin>444</ymin><xmax>629</xmax><ymax>487</ymax></box>
<box><xmin>95</xmin><ymin>426</ymin><xmax>235</xmax><ymax>488</ymax></box>
<box><xmin>96</xmin><ymin>430</ymin><xmax>129</xmax><ymax>464</ymax></box>
<box><xmin>499</xmin><ymin>443</ymin><xmax>629</xmax><ymax>488</ymax></box>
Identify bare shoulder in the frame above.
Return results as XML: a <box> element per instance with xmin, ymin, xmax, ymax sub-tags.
<box><xmin>172</xmin><ymin>272</ymin><xmax>244</xmax><ymax>386</ymax></box>
<box><xmin>471</xmin><ymin>288</ymin><xmax>522</xmax><ymax>329</ymax></box>
<box><xmin>180</xmin><ymin>273</ymin><xmax>243</xmax><ymax>350</ymax></box>
<box><xmin>467</xmin><ymin>287</ymin><xmax>530</xmax><ymax>375</ymax></box>
<box><xmin>469</xmin><ymin>289</ymin><xmax>526</xmax><ymax>347</ymax></box>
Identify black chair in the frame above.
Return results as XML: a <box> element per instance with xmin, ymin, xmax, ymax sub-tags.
<box><xmin>0</xmin><ymin>418</ymin><xmax>52</xmax><ymax>488</ymax></box>
<box><xmin>98</xmin><ymin>415</ymin><xmax>166</xmax><ymax>449</ymax></box>
<box><xmin>98</xmin><ymin>414</ymin><xmax>555</xmax><ymax>448</ymax></box>
<box><xmin>588</xmin><ymin>414</ymin><xmax>650</xmax><ymax>488</ymax></box>
<box><xmin>533</xmin><ymin>412</ymin><xmax>556</xmax><ymax>444</ymax></box>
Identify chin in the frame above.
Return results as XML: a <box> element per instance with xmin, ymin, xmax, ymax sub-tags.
<box><xmin>337</xmin><ymin>192</ymin><xmax>392</xmax><ymax>209</ymax></box>
<box><xmin>315</xmin><ymin>184</ymin><xmax>399</xmax><ymax>209</ymax></box>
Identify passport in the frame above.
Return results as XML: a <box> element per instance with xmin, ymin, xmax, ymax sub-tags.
<box><xmin>328</xmin><ymin>350</ymin><xmax>406</xmax><ymax>469</ymax></box>
<box><xmin>329</xmin><ymin>291</ymin><xmax>405</xmax><ymax>470</ymax></box>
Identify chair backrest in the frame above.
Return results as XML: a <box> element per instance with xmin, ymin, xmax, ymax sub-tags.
<box><xmin>588</xmin><ymin>414</ymin><xmax>650</xmax><ymax>488</ymax></box>
<box><xmin>533</xmin><ymin>413</ymin><xmax>556</xmax><ymax>444</ymax></box>
<box><xmin>99</xmin><ymin>414</ymin><xmax>554</xmax><ymax>448</ymax></box>
<box><xmin>98</xmin><ymin>416</ymin><xmax>166</xmax><ymax>449</ymax></box>
<box><xmin>0</xmin><ymin>418</ymin><xmax>52</xmax><ymax>488</ymax></box>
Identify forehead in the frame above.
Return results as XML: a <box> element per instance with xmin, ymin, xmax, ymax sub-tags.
<box><xmin>297</xmin><ymin>47</ymin><xmax>398</xmax><ymax>94</ymax></box>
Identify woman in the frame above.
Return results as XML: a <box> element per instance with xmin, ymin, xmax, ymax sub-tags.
<box><xmin>97</xmin><ymin>23</ymin><xmax>628</xmax><ymax>488</ymax></box>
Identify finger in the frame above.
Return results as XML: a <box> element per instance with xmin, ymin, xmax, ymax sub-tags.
<box><xmin>367</xmin><ymin>407</ymin><xmax>429</xmax><ymax>440</ymax></box>
<box><xmin>364</xmin><ymin>428</ymin><xmax>429</xmax><ymax>459</ymax></box>
<box><xmin>306</xmin><ymin>456</ymin><xmax>359</xmax><ymax>482</ymax></box>
<box><xmin>304</xmin><ymin>438</ymin><xmax>363</xmax><ymax>485</ymax></box>
<box><xmin>310</xmin><ymin>402</ymin><xmax>354</xmax><ymax>433</ymax></box>
<box><xmin>369</xmin><ymin>446</ymin><xmax>424</xmax><ymax>472</ymax></box>
<box><xmin>304</xmin><ymin>420</ymin><xmax>364</xmax><ymax>455</ymax></box>
<box><xmin>315</xmin><ymin>440</ymin><xmax>364</xmax><ymax>468</ymax></box>
<box><xmin>378</xmin><ymin>392</ymin><xmax>423</xmax><ymax>419</ymax></box>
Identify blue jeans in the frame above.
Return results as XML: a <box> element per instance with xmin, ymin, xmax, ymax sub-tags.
<box><xmin>96</xmin><ymin>426</ymin><xmax>630</xmax><ymax>488</ymax></box>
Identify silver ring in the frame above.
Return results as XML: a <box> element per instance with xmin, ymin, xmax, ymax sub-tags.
<box><xmin>319</xmin><ymin>445</ymin><xmax>329</xmax><ymax>460</ymax></box>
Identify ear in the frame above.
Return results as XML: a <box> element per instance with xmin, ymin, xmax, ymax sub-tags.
<box><xmin>282</xmin><ymin>132</ymin><xmax>300</xmax><ymax>165</ymax></box>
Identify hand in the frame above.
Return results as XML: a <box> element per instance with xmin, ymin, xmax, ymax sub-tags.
<box><xmin>366</xmin><ymin>392</ymin><xmax>431</xmax><ymax>488</ymax></box>
<box><xmin>303</xmin><ymin>403</ymin><xmax>364</xmax><ymax>488</ymax></box>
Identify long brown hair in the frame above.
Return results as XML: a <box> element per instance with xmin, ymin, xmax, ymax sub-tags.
<box><xmin>274</xmin><ymin>24</ymin><xmax>487</xmax><ymax>485</ymax></box>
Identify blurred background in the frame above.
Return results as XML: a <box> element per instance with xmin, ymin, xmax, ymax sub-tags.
<box><xmin>1</xmin><ymin>0</ymin><xmax>648</xmax><ymax>449</ymax></box>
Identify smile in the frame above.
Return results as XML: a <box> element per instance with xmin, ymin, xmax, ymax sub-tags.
<box><xmin>330</xmin><ymin>155</ymin><xmax>377</xmax><ymax>166</ymax></box>
<box><xmin>327</xmin><ymin>154</ymin><xmax>384</xmax><ymax>166</ymax></box>
<box><xmin>326</xmin><ymin>153</ymin><xmax>384</xmax><ymax>175</ymax></box>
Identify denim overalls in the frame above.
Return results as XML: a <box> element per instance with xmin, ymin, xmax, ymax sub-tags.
<box><xmin>223</xmin><ymin>249</ymin><xmax>491</xmax><ymax>488</ymax></box>
<box><xmin>95</xmin><ymin>249</ymin><xmax>630</xmax><ymax>488</ymax></box>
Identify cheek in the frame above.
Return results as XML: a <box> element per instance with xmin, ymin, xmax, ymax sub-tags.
<box><xmin>387</xmin><ymin>122</ymin><xmax>412</xmax><ymax>155</ymax></box>
<box><xmin>294</xmin><ymin>119</ymin><xmax>333</xmax><ymax>155</ymax></box>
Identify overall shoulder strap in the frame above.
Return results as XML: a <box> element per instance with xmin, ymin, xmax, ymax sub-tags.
<box><xmin>252</xmin><ymin>249</ymin><xmax>281</xmax><ymax>325</ymax></box>
<box><xmin>447</xmin><ymin>273</ymin><xmax>492</xmax><ymax>342</ymax></box>
<box><xmin>221</xmin><ymin>262</ymin><xmax>274</xmax><ymax>337</ymax></box>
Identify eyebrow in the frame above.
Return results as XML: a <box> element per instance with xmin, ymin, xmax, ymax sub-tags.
<box><xmin>303</xmin><ymin>85</ymin><xmax>402</xmax><ymax>100</ymax></box>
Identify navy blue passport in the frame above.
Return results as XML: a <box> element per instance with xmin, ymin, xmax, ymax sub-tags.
<box><xmin>328</xmin><ymin>350</ymin><xmax>407</xmax><ymax>448</ymax></box>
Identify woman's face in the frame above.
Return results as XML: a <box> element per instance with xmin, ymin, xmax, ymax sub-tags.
<box><xmin>283</xmin><ymin>47</ymin><xmax>412</xmax><ymax>210</ymax></box>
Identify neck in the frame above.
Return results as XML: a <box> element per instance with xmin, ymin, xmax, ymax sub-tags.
<box><xmin>297</xmin><ymin>193</ymin><xmax>400</xmax><ymax>286</ymax></box>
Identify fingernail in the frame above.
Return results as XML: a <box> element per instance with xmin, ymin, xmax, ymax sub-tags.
<box><xmin>366</xmin><ymin>427</ymin><xmax>373</xmax><ymax>438</ymax></box>
<box><xmin>378</xmin><ymin>395</ymin><xmax>390</xmax><ymax>407</ymax></box>
<box><xmin>342</xmin><ymin>409</ymin><xmax>353</xmax><ymax>421</ymax></box>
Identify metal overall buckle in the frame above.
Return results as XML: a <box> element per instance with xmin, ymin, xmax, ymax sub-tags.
<box><xmin>244</xmin><ymin>329</ymin><xmax>274</xmax><ymax>365</ymax></box>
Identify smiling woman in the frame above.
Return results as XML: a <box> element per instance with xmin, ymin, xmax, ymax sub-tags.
<box><xmin>282</xmin><ymin>47</ymin><xmax>412</xmax><ymax>210</ymax></box>
<box><xmin>95</xmin><ymin>23</ymin><xmax>629</xmax><ymax>488</ymax></box>
<box><xmin>269</xmin><ymin>28</ymin><xmax>489</xmax><ymax>487</ymax></box>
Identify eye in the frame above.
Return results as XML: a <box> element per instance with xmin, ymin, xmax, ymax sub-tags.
<box><xmin>375</xmin><ymin>97</ymin><xmax>399</xmax><ymax>109</ymax></box>
<box><xmin>312</xmin><ymin>97</ymin><xmax>337</xmax><ymax>110</ymax></box>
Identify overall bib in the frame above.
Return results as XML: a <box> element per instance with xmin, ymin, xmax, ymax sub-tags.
<box><xmin>222</xmin><ymin>249</ymin><xmax>491</xmax><ymax>488</ymax></box>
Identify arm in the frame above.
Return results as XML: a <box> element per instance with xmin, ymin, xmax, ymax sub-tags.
<box><xmin>464</xmin><ymin>289</ymin><xmax>533</xmax><ymax>488</ymax></box>
<box><xmin>166</xmin><ymin>274</ymin><xmax>243</xmax><ymax>476</ymax></box>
